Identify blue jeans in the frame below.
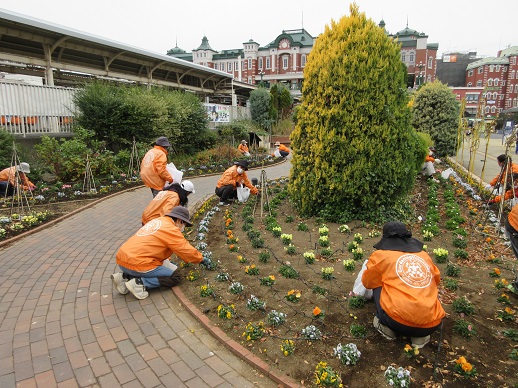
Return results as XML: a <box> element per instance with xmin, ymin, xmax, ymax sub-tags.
<box><xmin>119</xmin><ymin>265</ymin><xmax>174</xmax><ymax>289</ymax></box>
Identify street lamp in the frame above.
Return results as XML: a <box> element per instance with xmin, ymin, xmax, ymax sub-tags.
<box><xmin>259</xmin><ymin>71</ymin><xmax>265</xmax><ymax>86</ymax></box>
<box><xmin>415</xmin><ymin>62</ymin><xmax>425</xmax><ymax>87</ymax></box>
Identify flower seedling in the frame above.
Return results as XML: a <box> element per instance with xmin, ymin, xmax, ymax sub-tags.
<box><xmin>244</xmin><ymin>264</ymin><xmax>259</xmax><ymax>275</ymax></box>
<box><xmin>260</xmin><ymin>275</ymin><xmax>276</xmax><ymax>286</ymax></box>
<box><xmin>301</xmin><ymin>325</ymin><xmax>322</xmax><ymax>341</ymax></box>
<box><xmin>433</xmin><ymin>248</ymin><xmax>449</xmax><ymax>263</ymax></box>
<box><xmin>267</xmin><ymin>310</ymin><xmax>286</xmax><ymax>327</ymax></box>
<box><xmin>349</xmin><ymin>296</ymin><xmax>366</xmax><ymax>309</ymax></box>
<box><xmin>454</xmin><ymin>356</ymin><xmax>477</xmax><ymax>377</ymax></box>
<box><xmin>187</xmin><ymin>270</ymin><xmax>200</xmax><ymax>282</ymax></box>
<box><xmin>318</xmin><ymin>235</ymin><xmax>330</xmax><ymax>247</ymax></box>
<box><xmin>280</xmin><ymin>233</ymin><xmax>293</xmax><ymax>245</ymax></box>
<box><xmin>314</xmin><ymin>362</ymin><xmax>341</xmax><ymax>387</ymax></box>
<box><xmin>353</xmin><ymin>233</ymin><xmax>363</xmax><ymax>243</ymax></box>
<box><xmin>446</xmin><ymin>263</ymin><xmax>461</xmax><ymax>277</ymax></box>
<box><xmin>217</xmin><ymin>304</ymin><xmax>236</xmax><ymax>320</ymax></box>
<box><xmin>453</xmin><ymin>319</ymin><xmax>476</xmax><ymax>339</ymax></box>
<box><xmin>403</xmin><ymin>344</ymin><xmax>420</xmax><ymax>359</ymax></box>
<box><xmin>496</xmin><ymin>307</ymin><xmax>516</xmax><ymax>322</ymax></box>
<box><xmin>321</xmin><ymin>267</ymin><xmax>334</xmax><ymax>280</ymax></box>
<box><xmin>497</xmin><ymin>293</ymin><xmax>511</xmax><ymax>305</ymax></box>
<box><xmin>242</xmin><ymin>322</ymin><xmax>265</xmax><ymax>341</ymax></box>
<box><xmin>350</xmin><ymin>323</ymin><xmax>367</xmax><ymax>338</ymax></box>
<box><xmin>285</xmin><ymin>289</ymin><xmax>302</xmax><ymax>303</ymax></box>
<box><xmin>313</xmin><ymin>306</ymin><xmax>324</xmax><ymax>319</ymax></box>
<box><xmin>279</xmin><ymin>265</ymin><xmax>299</xmax><ymax>279</ymax></box>
<box><xmin>215</xmin><ymin>272</ymin><xmax>229</xmax><ymax>282</ymax></box>
<box><xmin>338</xmin><ymin>224</ymin><xmax>351</xmax><ymax>233</ymax></box>
<box><xmin>284</xmin><ymin>244</ymin><xmax>297</xmax><ymax>255</ymax></box>
<box><xmin>199</xmin><ymin>284</ymin><xmax>214</xmax><ymax>297</ymax></box>
<box><xmin>280</xmin><ymin>339</ymin><xmax>295</xmax><ymax>356</ymax></box>
<box><xmin>228</xmin><ymin>281</ymin><xmax>244</xmax><ymax>294</ymax></box>
<box><xmin>343</xmin><ymin>259</ymin><xmax>355</xmax><ymax>272</ymax></box>
<box><xmin>489</xmin><ymin>268</ymin><xmax>501</xmax><ymax>277</ymax></box>
<box><xmin>258</xmin><ymin>251</ymin><xmax>270</xmax><ymax>263</ymax></box>
<box><xmin>444</xmin><ymin>278</ymin><xmax>459</xmax><ymax>291</ymax></box>
<box><xmin>452</xmin><ymin>297</ymin><xmax>475</xmax><ymax>316</ymax></box>
<box><xmin>334</xmin><ymin>343</ymin><xmax>361</xmax><ymax>365</ymax></box>
<box><xmin>246</xmin><ymin>295</ymin><xmax>266</xmax><ymax>311</ymax></box>
<box><xmin>384</xmin><ymin>366</ymin><xmax>410</xmax><ymax>388</ymax></box>
<box><xmin>304</xmin><ymin>251</ymin><xmax>316</xmax><ymax>264</ymax></box>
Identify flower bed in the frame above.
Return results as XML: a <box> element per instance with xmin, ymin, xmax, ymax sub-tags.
<box><xmin>178</xmin><ymin>171</ymin><xmax>518</xmax><ymax>386</ymax></box>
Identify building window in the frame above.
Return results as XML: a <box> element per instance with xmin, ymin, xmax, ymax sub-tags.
<box><xmin>248</xmin><ymin>58</ymin><xmax>252</xmax><ymax>69</ymax></box>
<box><xmin>491</xmin><ymin>106</ymin><xmax>496</xmax><ymax>113</ymax></box>
<box><xmin>485</xmin><ymin>106</ymin><xmax>490</xmax><ymax>113</ymax></box>
<box><xmin>401</xmin><ymin>53</ymin><xmax>406</xmax><ymax>62</ymax></box>
<box><xmin>409</xmin><ymin>53</ymin><xmax>414</xmax><ymax>62</ymax></box>
<box><xmin>487</xmin><ymin>79</ymin><xmax>493</xmax><ymax>86</ymax></box>
<box><xmin>259</xmin><ymin>57</ymin><xmax>263</xmax><ymax>70</ymax></box>
<box><xmin>478</xmin><ymin>67</ymin><xmax>483</xmax><ymax>74</ymax></box>
<box><xmin>476</xmin><ymin>80</ymin><xmax>482</xmax><ymax>87</ymax></box>
<box><xmin>489</xmin><ymin>65</ymin><xmax>494</xmax><ymax>72</ymax></box>
<box><xmin>496</xmin><ymin>65</ymin><xmax>500</xmax><ymax>71</ymax></box>
<box><xmin>512</xmin><ymin>57</ymin><xmax>517</xmax><ymax>65</ymax></box>
<box><xmin>228</xmin><ymin>62</ymin><xmax>232</xmax><ymax>72</ymax></box>
<box><xmin>515</xmin><ymin>84</ymin><xmax>518</xmax><ymax>93</ymax></box>
<box><xmin>243</xmin><ymin>61</ymin><xmax>247</xmax><ymax>70</ymax></box>
<box><xmin>511</xmin><ymin>70</ymin><xmax>515</xmax><ymax>80</ymax></box>
<box><xmin>494</xmin><ymin>78</ymin><xmax>499</xmax><ymax>86</ymax></box>
<box><xmin>234</xmin><ymin>61</ymin><xmax>238</xmax><ymax>71</ymax></box>
<box><xmin>493</xmin><ymin>92</ymin><xmax>498</xmax><ymax>100</ymax></box>
<box><xmin>467</xmin><ymin>82</ymin><xmax>472</xmax><ymax>87</ymax></box>
<box><xmin>247</xmin><ymin>76</ymin><xmax>252</xmax><ymax>84</ymax></box>
<box><xmin>282</xmin><ymin>56</ymin><xmax>288</xmax><ymax>69</ymax></box>
<box><xmin>266</xmin><ymin>57</ymin><xmax>271</xmax><ymax>69</ymax></box>
<box><xmin>468</xmin><ymin>70</ymin><xmax>473</xmax><ymax>77</ymax></box>
<box><xmin>301</xmin><ymin>54</ymin><xmax>307</xmax><ymax>67</ymax></box>
<box><xmin>428</xmin><ymin>57</ymin><xmax>433</xmax><ymax>68</ymax></box>
<box><xmin>213</xmin><ymin>63</ymin><xmax>217</xmax><ymax>70</ymax></box>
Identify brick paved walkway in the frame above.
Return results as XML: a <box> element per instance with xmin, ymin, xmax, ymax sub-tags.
<box><xmin>0</xmin><ymin>162</ymin><xmax>290</xmax><ymax>388</ymax></box>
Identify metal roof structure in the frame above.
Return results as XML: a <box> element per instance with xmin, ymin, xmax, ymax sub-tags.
<box><xmin>0</xmin><ymin>8</ymin><xmax>254</xmax><ymax>99</ymax></box>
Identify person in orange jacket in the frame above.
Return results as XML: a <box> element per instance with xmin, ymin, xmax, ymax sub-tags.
<box><xmin>215</xmin><ymin>160</ymin><xmax>258</xmax><ymax>206</ymax></box>
<box><xmin>274</xmin><ymin>141</ymin><xmax>291</xmax><ymax>158</ymax></box>
<box><xmin>486</xmin><ymin>154</ymin><xmax>518</xmax><ymax>194</ymax></box>
<box><xmin>0</xmin><ymin>162</ymin><xmax>36</xmax><ymax>196</ymax></box>
<box><xmin>362</xmin><ymin>221</ymin><xmax>445</xmax><ymax>348</ymax></box>
<box><xmin>140</xmin><ymin>137</ymin><xmax>174</xmax><ymax>197</ymax></box>
<box><xmin>141</xmin><ymin>180</ymin><xmax>195</xmax><ymax>225</ymax></box>
<box><xmin>112</xmin><ymin>206</ymin><xmax>206</xmax><ymax>300</ymax></box>
<box><xmin>237</xmin><ymin>140</ymin><xmax>250</xmax><ymax>157</ymax></box>
<box><xmin>505</xmin><ymin>203</ymin><xmax>518</xmax><ymax>291</ymax></box>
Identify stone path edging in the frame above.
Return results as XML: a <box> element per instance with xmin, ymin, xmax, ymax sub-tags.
<box><xmin>172</xmin><ymin>287</ymin><xmax>301</xmax><ymax>388</ymax></box>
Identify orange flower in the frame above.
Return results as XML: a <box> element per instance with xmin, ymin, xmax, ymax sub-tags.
<box><xmin>313</xmin><ymin>306</ymin><xmax>321</xmax><ymax>316</ymax></box>
<box><xmin>462</xmin><ymin>362</ymin><xmax>473</xmax><ymax>372</ymax></box>
<box><xmin>226</xmin><ymin>230</ymin><xmax>233</xmax><ymax>236</ymax></box>
<box><xmin>456</xmin><ymin>356</ymin><xmax>467</xmax><ymax>365</ymax></box>
<box><xmin>404</xmin><ymin>344</ymin><xmax>413</xmax><ymax>352</ymax></box>
<box><xmin>486</xmin><ymin>237</ymin><xmax>492</xmax><ymax>243</ymax></box>
<box><xmin>505</xmin><ymin>307</ymin><xmax>516</xmax><ymax>314</ymax></box>
<box><xmin>229</xmin><ymin>244</ymin><xmax>234</xmax><ymax>249</ymax></box>
<box><xmin>494</xmin><ymin>268</ymin><xmax>501</xmax><ymax>275</ymax></box>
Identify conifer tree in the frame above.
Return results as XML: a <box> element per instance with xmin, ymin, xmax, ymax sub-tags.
<box><xmin>289</xmin><ymin>4</ymin><xmax>425</xmax><ymax>221</ymax></box>
<box><xmin>411</xmin><ymin>81</ymin><xmax>460</xmax><ymax>157</ymax></box>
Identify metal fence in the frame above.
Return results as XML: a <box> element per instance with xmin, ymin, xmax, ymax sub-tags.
<box><xmin>0</xmin><ymin>81</ymin><xmax>76</xmax><ymax>137</ymax></box>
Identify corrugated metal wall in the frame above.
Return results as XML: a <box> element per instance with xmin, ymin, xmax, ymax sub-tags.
<box><xmin>0</xmin><ymin>82</ymin><xmax>76</xmax><ymax>137</ymax></box>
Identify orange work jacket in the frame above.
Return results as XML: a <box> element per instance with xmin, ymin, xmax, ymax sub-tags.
<box><xmin>278</xmin><ymin>144</ymin><xmax>290</xmax><ymax>154</ymax></box>
<box><xmin>116</xmin><ymin>216</ymin><xmax>202</xmax><ymax>272</ymax></box>
<box><xmin>0</xmin><ymin>167</ymin><xmax>34</xmax><ymax>190</ymax></box>
<box><xmin>509</xmin><ymin>203</ymin><xmax>518</xmax><ymax>231</ymax></box>
<box><xmin>216</xmin><ymin>165</ymin><xmax>258</xmax><ymax>194</ymax></box>
<box><xmin>362</xmin><ymin>249</ymin><xmax>445</xmax><ymax>328</ymax></box>
<box><xmin>141</xmin><ymin>191</ymin><xmax>180</xmax><ymax>225</ymax></box>
<box><xmin>238</xmin><ymin>144</ymin><xmax>249</xmax><ymax>154</ymax></box>
<box><xmin>490</xmin><ymin>162</ymin><xmax>518</xmax><ymax>187</ymax></box>
<box><xmin>140</xmin><ymin>146</ymin><xmax>173</xmax><ymax>190</ymax></box>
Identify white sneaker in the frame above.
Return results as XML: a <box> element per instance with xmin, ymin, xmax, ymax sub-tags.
<box><xmin>373</xmin><ymin>316</ymin><xmax>396</xmax><ymax>340</ymax></box>
<box><xmin>411</xmin><ymin>335</ymin><xmax>430</xmax><ymax>349</ymax></box>
<box><xmin>126</xmin><ymin>278</ymin><xmax>149</xmax><ymax>300</ymax></box>
<box><xmin>111</xmin><ymin>273</ymin><xmax>129</xmax><ymax>295</ymax></box>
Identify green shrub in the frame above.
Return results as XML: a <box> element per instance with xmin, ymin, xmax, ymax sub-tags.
<box><xmin>452</xmin><ymin>297</ymin><xmax>475</xmax><ymax>315</ymax></box>
<box><xmin>279</xmin><ymin>265</ymin><xmax>299</xmax><ymax>279</ymax></box>
<box><xmin>348</xmin><ymin>296</ymin><xmax>366</xmax><ymax>309</ymax></box>
<box><xmin>453</xmin><ymin>319</ymin><xmax>476</xmax><ymax>339</ymax></box>
<box><xmin>446</xmin><ymin>263</ymin><xmax>461</xmax><ymax>277</ymax></box>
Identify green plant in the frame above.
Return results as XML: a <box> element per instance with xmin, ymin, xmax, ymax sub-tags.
<box><xmin>444</xmin><ymin>278</ymin><xmax>459</xmax><ymax>291</ymax></box>
<box><xmin>217</xmin><ymin>304</ymin><xmax>236</xmax><ymax>319</ymax></box>
<box><xmin>259</xmin><ymin>275</ymin><xmax>276</xmax><ymax>286</ymax></box>
<box><xmin>244</xmin><ymin>265</ymin><xmax>259</xmax><ymax>276</ymax></box>
<box><xmin>503</xmin><ymin>329</ymin><xmax>518</xmax><ymax>341</ymax></box>
<box><xmin>333</xmin><ymin>343</ymin><xmax>361</xmax><ymax>365</ymax></box>
<box><xmin>446</xmin><ymin>263</ymin><xmax>461</xmax><ymax>277</ymax></box>
<box><xmin>509</xmin><ymin>349</ymin><xmax>518</xmax><ymax>361</ymax></box>
<box><xmin>228</xmin><ymin>281</ymin><xmax>244</xmax><ymax>294</ymax></box>
<box><xmin>267</xmin><ymin>310</ymin><xmax>287</xmax><ymax>327</ymax></box>
<box><xmin>497</xmin><ymin>293</ymin><xmax>511</xmax><ymax>305</ymax></box>
<box><xmin>297</xmin><ymin>222</ymin><xmax>308</xmax><ymax>231</ymax></box>
<box><xmin>312</xmin><ymin>285</ymin><xmax>327</xmax><ymax>296</ymax></box>
<box><xmin>321</xmin><ymin>267</ymin><xmax>334</xmax><ymax>280</ymax></box>
<box><xmin>285</xmin><ymin>215</ymin><xmax>294</xmax><ymax>223</ymax></box>
<box><xmin>258</xmin><ymin>251</ymin><xmax>270</xmax><ymax>263</ymax></box>
<box><xmin>496</xmin><ymin>307</ymin><xmax>516</xmax><ymax>322</ymax></box>
<box><xmin>314</xmin><ymin>362</ymin><xmax>342</xmax><ymax>387</ymax></box>
<box><xmin>285</xmin><ymin>289</ymin><xmax>302</xmax><ymax>303</ymax></box>
<box><xmin>246</xmin><ymin>295</ymin><xmax>265</xmax><ymax>311</ymax></box>
<box><xmin>453</xmin><ymin>319</ymin><xmax>476</xmax><ymax>339</ymax></box>
<box><xmin>251</xmin><ymin>237</ymin><xmax>264</xmax><ymax>248</ymax></box>
<box><xmin>303</xmin><ymin>251</ymin><xmax>316</xmax><ymax>264</ymax></box>
<box><xmin>280</xmin><ymin>339</ymin><xmax>295</xmax><ymax>356</ymax></box>
<box><xmin>452</xmin><ymin>297</ymin><xmax>475</xmax><ymax>315</ymax></box>
<box><xmin>279</xmin><ymin>265</ymin><xmax>299</xmax><ymax>279</ymax></box>
<box><xmin>272</xmin><ymin>226</ymin><xmax>282</xmax><ymax>237</ymax></box>
<box><xmin>452</xmin><ymin>236</ymin><xmax>468</xmax><ymax>249</ymax></box>
<box><xmin>350</xmin><ymin>323</ymin><xmax>367</xmax><ymax>338</ymax></box>
<box><xmin>349</xmin><ymin>296</ymin><xmax>366</xmax><ymax>309</ymax></box>
<box><xmin>351</xmin><ymin>247</ymin><xmax>364</xmax><ymax>261</ymax></box>
<box><xmin>454</xmin><ymin>249</ymin><xmax>469</xmax><ymax>260</ymax></box>
<box><xmin>242</xmin><ymin>321</ymin><xmax>265</xmax><ymax>341</ymax></box>
<box><xmin>199</xmin><ymin>284</ymin><xmax>214</xmax><ymax>297</ymax></box>
<box><xmin>281</xmin><ymin>233</ymin><xmax>293</xmax><ymax>245</ymax></box>
<box><xmin>301</xmin><ymin>325</ymin><xmax>322</xmax><ymax>341</ymax></box>
<box><xmin>215</xmin><ymin>272</ymin><xmax>229</xmax><ymax>282</ymax></box>
<box><xmin>347</xmin><ymin>241</ymin><xmax>359</xmax><ymax>252</ymax></box>
<box><xmin>454</xmin><ymin>356</ymin><xmax>477</xmax><ymax>377</ymax></box>
<box><xmin>433</xmin><ymin>248</ymin><xmax>449</xmax><ymax>263</ymax></box>
<box><xmin>320</xmin><ymin>247</ymin><xmax>333</xmax><ymax>258</ymax></box>
<box><xmin>343</xmin><ymin>259</ymin><xmax>356</xmax><ymax>272</ymax></box>
<box><xmin>288</xmin><ymin>4</ymin><xmax>424</xmax><ymax>222</ymax></box>
<box><xmin>384</xmin><ymin>366</ymin><xmax>410</xmax><ymax>388</ymax></box>
<box><xmin>284</xmin><ymin>244</ymin><xmax>297</xmax><ymax>255</ymax></box>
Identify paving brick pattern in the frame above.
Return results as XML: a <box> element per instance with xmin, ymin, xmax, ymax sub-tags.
<box><xmin>0</xmin><ymin>162</ymin><xmax>290</xmax><ymax>387</ymax></box>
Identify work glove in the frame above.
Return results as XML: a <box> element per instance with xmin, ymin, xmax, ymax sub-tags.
<box><xmin>485</xmin><ymin>184</ymin><xmax>493</xmax><ymax>191</ymax></box>
<box><xmin>200</xmin><ymin>257</ymin><xmax>211</xmax><ymax>267</ymax></box>
<box><xmin>434</xmin><ymin>158</ymin><xmax>441</xmax><ymax>164</ymax></box>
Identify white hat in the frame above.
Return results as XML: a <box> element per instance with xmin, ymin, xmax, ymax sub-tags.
<box><xmin>17</xmin><ymin>162</ymin><xmax>30</xmax><ymax>173</ymax></box>
<box><xmin>241</xmin><ymin>139</ymin><xmax>247</xmax><ymax>144</ymax></box>
<box><xmin>274</xmin><ymin>141</ymin><xmax>280</xmax><ymax>146</ymax></box>
<box><xmin>181</xmin><ymin>180</ymin><xmax>195</xmax><ymax>193</ymax></box>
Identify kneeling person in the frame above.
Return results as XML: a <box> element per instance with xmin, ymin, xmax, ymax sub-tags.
<box><xmin>112</xmin><ymin>207</ymin><xmax>207</xmax><ymax>299</ymax></box>
<box><xmin>362</xmin><ymin>221</ymin><xmax>445</xmax><ymax>348</ymax></box>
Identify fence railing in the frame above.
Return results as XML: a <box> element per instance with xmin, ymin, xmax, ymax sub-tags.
<box><xmin>0</xmin><ymin>81</ymin><xmax>76</xmax><ymax>137</ymax></box>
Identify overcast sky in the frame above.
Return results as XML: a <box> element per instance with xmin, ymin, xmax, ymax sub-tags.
<box><xmin>1</xmin><ymin>0</ymin><xmax>516</xmax><ymax>59</ymax></box>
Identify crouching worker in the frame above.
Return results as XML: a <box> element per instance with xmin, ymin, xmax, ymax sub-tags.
<box><xmin>141</xmin><ymin>180</ymin><xmax>195</xmax><ymax>225</ymax></box>
<box><xmin>112</xmin><ymin>207</ymin><xmax>208</xmax><ymax>300</ymax></box>
<box><xmin>362</xmin><ymin>221</ymin><xmax>445</xmax><ymax>348</ymax></box>
<box><xmin>215</xmin><ymin>160</ymin><xmax>258</xmax><ymax>206</ymax></box>
<box><xmin>505</xmin><ymin>203</ymin><xmax>518</xmax><ymax>291</ymax></box>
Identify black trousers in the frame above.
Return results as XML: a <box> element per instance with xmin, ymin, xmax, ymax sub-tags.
<box><xmin>0</xmin><ymin>181</ymin><xmax>14</xmax><ymax>196</ymax></box>
<box><xmin>215</xmin><ymin>185</ymin><xmax>237</xmax><ymax>201</ymax></box>
<box><xmin>373</xmin><ymin>287</ymin><xmax>441</xmax><ymax>337</ymax></box>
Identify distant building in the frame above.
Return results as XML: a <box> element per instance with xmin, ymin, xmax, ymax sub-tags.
<box><xmin>168</xmin><ymin>21</ymin><xmax>439</xmax><ymax>96</ymax></box>
<box><xmin>436</xmin><ymin>52</ymin><xmax>479</xmax><ymax>87</ymax></box>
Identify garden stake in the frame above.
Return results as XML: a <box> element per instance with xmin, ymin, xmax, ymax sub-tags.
<box><xmin>127</xmin><ymin>137</ymin><xmax>141</xmax><ymax>179</ymax></box>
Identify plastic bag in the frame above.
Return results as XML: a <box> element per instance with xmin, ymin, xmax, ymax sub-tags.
<box><xmin>274</xmin><ymin>149</ymin><xmax>281</xmax><ymax>158</ymax></box>
<box><xmin>166</xmin><ymin>163</ymin><xmax>183</xmax><ymax>185</ymax></box>
<box><xmin>162</xmin><ymin>259</ymin><xmax>178</xmax><ymax>272</ymax></box>
<box><xmin>237</xmin><ymin>186</ymin><xmax>250</xmax><ymax>203</ymax></box>
<box><xmin>441</xmin><ymin>168</ymin><xmax>454</xmax><ymax>180</ymax></box>
<box><xmin>353</xmin><ymin>260</ymin><xmax>373</xmax><ymax>299</ymax></box>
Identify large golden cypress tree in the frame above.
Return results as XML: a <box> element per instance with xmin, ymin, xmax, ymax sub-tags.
<box><xmin>289</xmin><ymin>4</ymin><xmax>425</xmax><ymax>221</ymax></box>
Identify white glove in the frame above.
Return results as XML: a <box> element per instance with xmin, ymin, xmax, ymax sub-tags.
<box><xmin>485</xmin><ymin>184</ymin><xmax>493</xmax><ymax>191</ymax></box>
<box><xmin>434</xmin><ymin>158</ymin><xmax>441</xmax><ymax>164</ymax></box>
